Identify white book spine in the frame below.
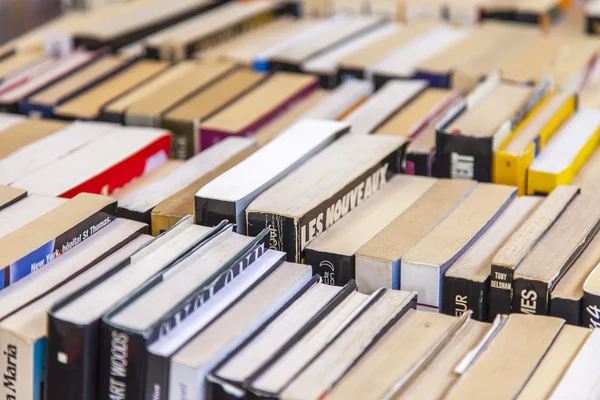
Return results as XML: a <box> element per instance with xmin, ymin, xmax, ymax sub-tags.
<box><xmin>355</xmin><ymin>256</ymin><xmax>394</xmax><ymax>294</ymax></box>
<box><xmin>0</xmin><ymin>329</ymin><xmax>41</xmax><ymax>400</ymax></box>
<box><xmin>169</xmin><ymin>362</ymin><xmax>202</xmax><ymax>400</ymax></box>
<box><xmin>401</xmin><ymin>261</ymin><xmax>441</xmax><ymax>312</ymax></box>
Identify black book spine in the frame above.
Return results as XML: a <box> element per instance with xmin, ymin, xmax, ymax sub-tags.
<box><xmin>405</xmin><ymin>151</ymin><xmax>433</xmax><ymax>176</ymax></box>
<box><xmin>488</xmin><ymin>265</ymin><xmax>514</xmax><ymax>320</ymax></box>
<box><xmin>435</xmin><ymin>130</ymin><xmax>494</xmax><ymax>182</ymax></box>
<box><xmin>144</xmin><ymin>352</ymin><xmax>170</xmax><ymax>400</ymax></box>
<box><xmin>117</xmin><ymin>207</ymin><xmax>152</xmax><ymax>226</ymax></box>
<box><xmin>305</xmin><ymin>249</ymin><xmax>354</xmax><ymax>287</ymax></box>
<box><xmin>582</xmin><ymin>291</ymin><xmax>600</xmax><ymax>328</ymax></box>
<box><xmin>443</xmin><ymin>276</ymin><xmax>489</xmax><ymax>322</ymax></box>
<box><xmin>587</xmin><ymin>15</ymin><xmax>600</xmax><ymax>34</ymax></box>
<box><xmin>337</xmin><ymin>68</ymin><xmax>364</xmax><ymax>81</ymax></box>
<box><xmin>46</xmin><ymin>318</ymin><xmax>101</xmax><ymax>400</ymax></box>
<box><xmin>512</xmin><ymin>278</ymin><xmax>549</xmax><ymax>315</ymax></box>
<box><xmin>246</xmin><ymin>212</ymin><xmax>297</xmax><ymax>261</ymax></box>
<box><xmin>195</xmin><ymin>197</ymin><xmax>237</xmax><ymax>228</ymax></box>
<box><xmin>207</xmin><ymin>376</ymin><xmax>245</xmax><ymax>400</ymax></box>
<box><xmin>550</xmin><ymin>297</ymin><xmax>581</xmax><ymax>326</ymax></box>
<box><xmin>372</xmin><ymin>73</ymin><xmax>393</xmax><ymax>91</ymax></box>
<box><xmin>97</xmin><ymin>322</ymin><xmax>148</xmax><ymax>400</ymax></box>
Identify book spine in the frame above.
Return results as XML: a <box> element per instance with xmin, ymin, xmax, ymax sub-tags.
<box><xmin>59</xmin><ymin>135</ymin><xmax>171</xmax><ymax>198</ymax></box>
<box><xmin>144</xmin><ymin>352</ymin><xmax>170</xmax><ymax>400</ymax></box>
<box><xmin>160</xmin><ymin>119</ymin><xmax>196</xmax><ymax>160</ymax></box>
<box><xmin>195</xmin><ymin>197</ymin><xmax>237</xmax><ymax>229</ymax></box>
<box><xmin>405</xmin><ymin>151</ymin><xmax>433</xmax><ymax>176</ymax></box>
<box><xmin>582</xmin><ymin>291</ymin><xmax>600</xmax><ymax>328</ymax></box>
<box><xmin>587</xmin><ymin>15</ymin><xmax>600</xmax><ymax>34</ymax></box>
<box><xmin>168</xmin><ymin>361</ymin><xmax>200</xmax><ymax>400</ymax></box>
<box><xmin>305</xmin><ymin>249</ymin><xmax>354</xmax><ymax>287</ymax></box>
<box><xmin>247</xmin><ymin>212</ymin><xmax>298</xmax><ymax>262</ymax></box>
<box><xmin>488</xmin><ymin>264</ymin><xmax>514</xmax><ymax>321</ymax></box>
<box><xmin>116</xmin><ymin>207</ymin><xmax>153</xmax><ymax>226</ymax></box>
<box><xmin>435</xmin><ymin>131</ymin><xmax>494</xmax><ymax>182</ymax></box>
<box><xmin>46</xmin><ymin>317</ymin><xmax>101</xmax><ymax>400</ymax></box>
<box><xmin>97</xmin><ymin>322</ymin><xmax>148</xmax><ymax>400</ymax></box>
<box><xmin>550</xmin><ymin>297</ymin><xmax>581</xmax><ymax>326</ymax></box>
<box><xmin>512</xmin><ymin>278</ymin><xmax>549</xmax><ymax>315</ymax></box>
<box><xmin>2</xmin><ymin>203</ymin><xmax>117</xmax><ymax>288</ymax></box>
<box><xmin>0</xmin><ymin>330</ymin><xmax>45</xmax><ymax>400</ymax></box>
<box><xmin>443</xmin><ymin>276</ymin><xmax>489</xmax><ymax>321</ymax></box>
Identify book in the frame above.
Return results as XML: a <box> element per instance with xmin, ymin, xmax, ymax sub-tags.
<box><xmin>0</xmin><ymin>185</ymin><xmax>26</xmax><ymax>212</ymax></box>
<box><xmin>247</xmin><ymin>290</ymin><xmax>368</xmax><ymax>397</ymax></box>
<box><xmin>325</xmin><ymin>310</ymin><xmax>463</xmax><ymax>400</ymax></box>
<box><xmin>300</xmin><ymin>23</ymin><xmax>399</xmax><ymax>88</ymax></box>
<box><xmin>548</xmin><ymin>329</ymin><xmax>600</xmax><ymax>399</ymax></box>
<box><xmin>160</xmin><ymin>68</ymin><xmax>265</xmax><ymax>158</ymax></box>
<box><xmin>513</xmin><ymin>194</ymin><xmax>600</xmax><ymax>316</ymax></box>
<box><xmin>0</xmin><ymin>113</ymin><xmax>24</xmax><ymax>138</ymax></box>
<box><xmin>527</xmin><ymin>108</ymin><xmax>600</xmax><ymax>195</ymax></box>
<box><xmin>268</xmin><ymin>15</ymin><xmax>383</xmax><ymax>72</ymax></box>
<box><xmin>550</xmin><ymin>232</ymin><xmax>600</xmax><ymax>325</ymax></box>
<box><xmin>145</xmin><ymin>249</ymin><xmax>287</xmax><ymax>400</ymax></box>
<box><xmin>402</xmin><ymin>183</ymin><xmax>516</xmax><ymax>312</ymax></box>
<box><xmin>306</xmin><ymin>175</ymin><xmax>437</xmax><ymax>286</ymax></box>
<box><xmin>586</xmin><ymin>0</ymin><xmax>600</xmax><ymax>34</ymax></box>
<box><xmin>337</xmin><ymin>21</ymin><xmax>436</xmax><ymax>79</ymax></box>
<box><xmin>199</xmin><ymin>72</ymin><xmax>319</xmax><ymax>150</ymax></box>
<box><xmin>445</xmin><ymin>314</ymin><xmax>564</xmax><ymax>399</ymax></box>
<box><xmin>0</xmin><ymin>118</ymin><xmax>65</xmax><ymax>160</ymax></box>
<box><xmin>12</xmin><ymin>126</ymin><xmax>171</xmax><ymax>198</ymax></box>
<box><xmin>98</xmin><ymin>228</ymin><xmax>268</xmax><ymax>399</ymax></box>
<box><xmin>436</xmin><ymin>73</ymin><xmax>548</xmax><ymax>182</ymax></box>
<box><xmin>208</xmin><ymin>282</ymin><xmax>354</xmax><ymax>398</ymax></box>
<box><xmin>168</xmin><ymin>262</ymin><xmax>314</xmax><ymax>400</ymax></box>
<box><xmin>46</xmin><ymin>218</ymin><xmax>213</xmax><ymax>400</ymax></box>
<box><xmin>355</xmin><ymin>179</ymin><xmax>476</xmax><ymax>293</ymax></box>
<box><xmin>53</xmin><ymin>59</ymin><xmax>169</xmax><ymax>120</ymax></box>
<box><xmin>519</xmin><ymin>324</ymin><xmax>590</xmax><ymax>399</ymax></box>
<box><xmin>0</xmin><ymin>231</ymin><xmax>150</xmax><ymax>400</ymax></box>
<box><xmin>0</xmin><ymin>57</ymin><xmax>59</xmax><ymax>98</ymax></box>
<box><xmin>124</xmin><ymin>61</ymin><xmax>239</xmax><ymax>128</ymax></box>
<box><xmin>573</xmin><ymin>147</ymin><xmax>600</xmax><ymax>198</ymax></box>
<box><xmin>0</xmin><ymin>121</ymin><xmax>115</xmax><ymax>185</ymax></box>
<box><xmin>144</xmin><ymin>1</ymin><xmax>278</xmax><ymax>61</ymax></box>
<box><xmin>342</xmin><ymin>80</ymin><xmax>428</xmax><ymax>134</ymax></box>
<box><xmin>71</xmin><ymin>0</ymin><xmax>216</xmax><ymax>51</ymax></box>
<box><xmin>493</xmin><ymin>91</ymin><xmax>577</xmax><ymax>195</ymax></box>
<box><xmin>111</xmin><ymin>160</ymin><xmax>184</xmax><ymax>200</ymax></box>
<box><xmin>279</xmin><ymin>289</ymin><xmax>416</xmax><ymax>400</ymax></box>
<box><xmin>247</xmin><ymin>133</ymin><xmax>406</xmax><ymax>262</ymax></box>
<box><xmin>0</xmin><ymin>193</ymin><xmax>116</xmax><ymax>288</ymax></box>
<box><xmin>25</xmin><ymin>55</ymin><xmax>133</xmax><ymax>118</ymax></box>
<box><xmin>489</xmin><ymin>185</ymin><xmax>579</xmax><ymax>319</ymax></box>
<box><xmin>443</xmin><ymin>196</ymin><xmax>541</xmax><ymax>321</ymax></box>
<box><xmin>0</xmin><ymin>51</ymin><xmax>44</xmax><ymax>82</ymax></box>
<box><xmin>196</xmin><ymin>119</ymin><xmax>348</xmax><ymax>234</ymax></box>
<box><xmin>368</xmin><ymin>24</ymin><xmax>469</xmax><ymax>88</ymax></box>
<box><xmin>393</xmin><ymin>314</ymin><xmax>491</xmax><ymax>399</ymax></box>
<box><xmin>0</xmin><ymin>194</ymin><xmax>66</xmax><ymax>240</ymax></box>
<box><xmin>302</xmin><ymin>80</ymin><xmax>373</xmax><ymax>121</ymax></box>
<box><xmin>119</xmin><ymin>137</ymin><xmax>257</xmax><ymax>228</ymax></box>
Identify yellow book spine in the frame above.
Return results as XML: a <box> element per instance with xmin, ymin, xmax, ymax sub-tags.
<box><xmin>527</xmin><ymin>125</ymin><xmax>600</xmax><ymax>195</ymax></box>
<box><xmin>538</xmin><ymin>95</ymin><xmax>577</xmax><ymax>149</ymax></box>
<box><xmin>150</xmin><ymin>213</ymin><xmax>186</xmax><ymax>236</ymax></box>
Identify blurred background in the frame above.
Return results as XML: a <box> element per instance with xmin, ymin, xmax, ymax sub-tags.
<box><xmin>0</xmin><ymin>0</ymin><xmax>61</xmax><ymax>43</ymax></box>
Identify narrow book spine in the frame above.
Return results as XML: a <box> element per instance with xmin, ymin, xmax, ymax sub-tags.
<box><xmin>488</xmin><ymin>264</ymin><xmax>514</xmax><ymax>321</ymax></box>
<box><xmin>550</xmin><ymin>297</ymin><xmax>582</xmax><ymax>326</ymax></box>
<box><xmin>305</xmin><ymin>249</ymin><xmax>354</xmax><ymax>287</ymax></box>
<box><xmin>0</xmin><ymin>330</ymin><xmax>45</xmax><ymax>400</ymax></box>
<box><xmin>195</xmin><ymin>197</ymin><xmax>237</xmax><ymax>229</ymax></box>
<box><xmin>587</xmin><ymin>15</ymin><xmax>600</xmax><ymax>34</ymax></box>
<box><xmin>582</xmin><ymin>290</ymin><xmax>600</xmax><ymax>328</ymax></box>
<box><xmin>435</xmin><ymin>132</ymin><xmax>494</xmax><ymax>182</ymax></box>
<box><xmin>97</xmin><ymin>323</ymin><xmax>148</xmax><ymax>400</ymax></box>
<box><xmin>442</xmin><ymin>276</ymin><xmax>489</xmax><ymax>321</ymax></box>
<box><xmin>246</xmin><ymin>213</ymin><xmax>297</xmax><ymax>261</ymax></box>
<box><xmin>405</xmin><ymin>151</ymin><xmax>433</xmax><ymax>176</ymax></box>
<box><xmin>144</xmin><ymin>352</ymin><xmax>170</xmax><ymax>400</ymax></box>
<box><xmin>512</xmin><ymin>278</ymin><xmax>549</xmax><ymax>315</ymax></box>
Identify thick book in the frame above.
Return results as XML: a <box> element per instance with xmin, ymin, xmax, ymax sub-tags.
<box><xmin>199</xmin><ymin>72</ymin><xmax>319</xmax><ymax>150</ymax></box>
<box><xmin>0</xmin><ymin>193</ymin><xmax>116</xmax><ymax>288</ymax></box>
<box><xmin>144</xmin><ymin>1</ymin><xmax>278</xmax><ymax>61</ymax></box>
<box><xmin>341</xmin><ymin>80</ymin><xmax>428</xmax><ymax>134</ymax></box>
<box><xmin>0</xmin><ymin>232</ymin><xmax>150</xmax><ymax>400</ymax></box>
<box><xmin>306</xmin><ymin>175</ymin><xmax>437</xmax><ymax>286</ymax></box>
<box><xmin>97</xmin><ymin>228</ymin><xmax>270</xmax><ymax>399</ymax></box>
<box><xmin>512</xmin><ymin>194</ymin><xmax>600</xmax><ymax>316</ymax></box>
<box><xmin>246</xmin><ymin>134</ymin><xmax>406</xmax><ymax>262</ymax></box>
<box><xmin>144</xmin><ymin>249</ymin><xmax>287</xmax><ymax>400</ymax></box>
<box><xmin>46</xmin><ymin>218</ymin><xmax>214</xmax><ymax>400</ymax></box>
<box><xmin>402</xmin><ymin>183</ymin><xmax>516</xmax><ymax>312</ymax></box>
<box><xmin>527</xmin><ymin>108</ymin><xmax>600</xmax><ymax>195</ymax></box>
<box><xmin>118</xmin><ymin>137</ymin><xmax>256</xmax><ymax>228</ymax></box>
<box><xmin>550</xmin><ymin>232</ymin><xmax>600</xmax><ymax>325</ymax></box>
<box><xmin>168</xmin><ymin>262</ymin><xmax>314</xmax><ymax>400</ymax></box>
<box><xmin>25</xmin><ymin>55</ymin><xmax>134</xmax><ymax>118</ymax></box>
<box><xmin>53</xmin><ymin>59</ymin><xmax>169</xmax><ymax>120</ymax></box>
<box><xmin>354</xmin><ymin>179</ymin><xmax>476</xmax><ymax>294</ymax></box>
<box><xmin>489</xmin><ymin>185</ymin><xmax>579</xmax><ymax>320</ymax></box>
<box><xmin>443</xmin><ymin>196</ymin><xmax>540</xmax><ymax>321</ymax></box>
<box><xmin>0</xmin><ymin>194</ymin><xmax>66</xmax><ymax>240</ymax></box>
<box><xmin>196</xmin><ymin>119</ymin><xmax>348</xmax><ymax>233</ymax></box>
<box><xmin>279</xmin><ymin>289</ymin><xmax>416</xmax><ymax>400</ymax></box>
<box><xmin>12</xmin><ymin>126</ymin><xmax>171</xmax><ymax>198</ymax></box>
<box><xmin>493</xmin><ymin>91</ymin><xmax>577</xmax><ymax>195</ymax></box>
<box><xmin>0</xmin><ymin>119</ymin><xmax>68</xmax><ymax>159</ymax></box>
<box><xmin>160</xmin><ymin>68</ymin><xmax>265</xmax><ymax>158</ymax></box>
<box><xmin>436</xmin><ymin>73</ymin><xmax>549</xmax><ymax>182</ymax></box>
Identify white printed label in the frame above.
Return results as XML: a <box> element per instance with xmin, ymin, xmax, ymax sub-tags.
<box><xmin>451</xmin><ymin>152</ymin><xmax>474</xmax><ymax>179</ymax></box>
